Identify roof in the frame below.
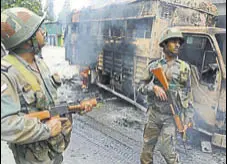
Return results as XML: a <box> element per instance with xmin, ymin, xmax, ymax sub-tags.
<box><xmin>87</xmin><ymin>0</ymin><xmax>137</xmax><ymax>10</ymax></box>
<box><xmin>211</xmin><ymin>0</ymin><xmax>226</xmax><ymax>4</ymax></box>
<box><xmin>174</xmin><ymin>26</ymin><xmax>226</xmax><ymax>35</ymax></box>
<box><xmin>161</xmin><ymin>0</ymin><xmax>218</xmax><ymax>16</ymax></box>
<box><xmin>96</xmin><ymin>0</ymin><xmax>218</xmax><ymax>16</ymax></box>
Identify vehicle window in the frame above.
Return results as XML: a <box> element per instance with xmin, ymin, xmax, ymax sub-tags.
<box><xmin>179</xmin><ymin>34</ymin><xmax>219</xmax><ymax>85</ymax></box>
<box><xmin>215</xmin><ymin>33</ymin><xmax>226</xmax><ymax>65</ymax></box>
<box><xmin>111</xmin><ymin>20</ymin><xmax>125</xmax><ymax>38</ymax></box>
<box><xmin>127</xmin><ymin>18</ymin><xmax>152</xmax><ymax>39</ymax></box>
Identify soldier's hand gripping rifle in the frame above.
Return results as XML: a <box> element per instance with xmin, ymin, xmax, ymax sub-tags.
<box><xmin>151</xmin><ymin>67</ymin><xmax>192</xmax><ymax>153</ymax></box>
<box><xmin>25</xmin><ymin>98</ymin><xmax>98</xmax><ymax>120</ymax></box>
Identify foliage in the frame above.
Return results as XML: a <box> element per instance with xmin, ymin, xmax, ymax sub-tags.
<box><xmin>1</xmin><ymin>0</ymin><xmax>43</xmax><ymax>16</ymax></box>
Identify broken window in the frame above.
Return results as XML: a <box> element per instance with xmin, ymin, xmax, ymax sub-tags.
<box><xmin>103</xmin><ymin>22</ymin><xmax>112</xmax><ymax>38</ymax></box>
<box><xmin>180</xmin><ymin>34</ymin><xmax>219</xmax><ymax>86</ymax></box>
<box><xmin>111</xmin><ymin>20</ymin><xmax>125</xmax><ymax>38</ymax></box>
<box><xmin>201</xmin><ymin>50</ymin><xmax>218</xmax><ymax>85</ymax></box>
<box><xmin>126</xmin><ymin>18</ymin><xmax>153</xmax><ymax>39</ymax></box>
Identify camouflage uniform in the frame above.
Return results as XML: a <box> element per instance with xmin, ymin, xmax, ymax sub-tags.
<box><xmin>1</xmin><ymin>42</ymin><xmax>7</xmax><ymax>58</ymax></box>
<box><xmin>139</xmin><ymin>57</ymin><xmax>193</xmax><ymax>163</ymax></box>
<box><xmin>1</xmin><ymin>54</ymin><xmax>72</xmax><ymax>164</ymax></box>
<box><xmin>1</xmin><ymin>8</ymin><xmax>72</xmax><ymax>164</ymax></box>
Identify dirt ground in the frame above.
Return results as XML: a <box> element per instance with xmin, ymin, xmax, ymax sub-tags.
<box><xmin>1</xmin><ymin>46</ymin><xmax>226</xmax><ymax>164</ymax></box>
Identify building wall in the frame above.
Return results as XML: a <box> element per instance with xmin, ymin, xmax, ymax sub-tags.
<box><xmin>43</xmin><ymin>22</ymin><xmax>64</xmax><ymax>46</ymax></box>
<box><xmin>47</xmin><ymin>35</ymin><xmax>57</xmax><ymax>46</ymax></box>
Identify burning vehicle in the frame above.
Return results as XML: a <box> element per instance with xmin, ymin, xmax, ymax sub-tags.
<box><xmin>64</xmin><ymin>0</ymin><xmax>226</xmax><ymax>148</ymax></box>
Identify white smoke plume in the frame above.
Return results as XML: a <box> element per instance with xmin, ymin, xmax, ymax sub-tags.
<box><xmin>71</xmin><ymin>0</ymin><xmax>136</xmax><ymax>10</ymax></box>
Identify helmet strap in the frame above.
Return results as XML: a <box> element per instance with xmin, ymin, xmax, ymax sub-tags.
<box><xmin>31</xmin><ymin>36</ymin><xmax>42</xmax><ymax>55</ymax></box>
<box><xmin>9</xmin><ymin>42</ymin><xmax>34</xmax><ymax>54</ymax></box>
<box><xmin>9</xmin><ymin>35</ymin><xmax>43</xmax><ymax>58</ymax></box>
<box><xmin>9</xmin><ymin>35</ymin><xmax>40</xmax><ymax>54</ymax></box>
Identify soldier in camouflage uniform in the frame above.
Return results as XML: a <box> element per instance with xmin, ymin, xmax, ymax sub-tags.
<box><xmin>1</xmin><ymin>42</ymin><xmax>7</xmax><ymax>57</ymax></box>
<box><xmin>1</xmin><ymin>7</ymin><xmax>92</xmax><ymax>164</ymax></box>
<box><xmin>139</xmin><ymin>28</ymin><xmax>194</xmax><ymax>164</ymax></box>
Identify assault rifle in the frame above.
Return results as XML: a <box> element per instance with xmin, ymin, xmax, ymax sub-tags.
<box><xmin>151</xmin><ymin>67</ymin><xmax>192</xmax><ymax>153</ymax></box>
<box><xmin>26</xmin><ymin>97</ymin><xmax>118</xmax><ymax>121</ymax></box>
<box><xmin>26</xmin><ymin>98</ymin><xmax>99</xmax><ymax>120</ymax></box>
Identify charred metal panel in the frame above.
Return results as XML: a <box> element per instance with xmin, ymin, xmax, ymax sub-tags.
<box><xmin>190</xmin><ymin>65</ymin><xmax>219</xmax><ymax>134</ymax></box>
<box><xmin>150</xmin><ymin>18</ymin><xmax>169</xmax><ymax>59</ymax></box>
<box><xmin>134</xmin><ymin>56</ymin><xmax>149</xmax><ymax>83</ymax></box>
<box><xmin>215</xmin><ymin>79</ymin><xmax>226</xmax><ymax>131</ymax></box>
<box><xmin>102</xmin><ymin>40</ymin><xmax>135</xmax><ymax>95</ymax></box>
<box><xmin>158</xmin><ymin>0</ymin><xmax>217</xmax><ymax>27</ymax></box>
<box><xmin>181</xmin><ymin>33</ymin><xmax>225</xmax><ymax>134</ymax></box>
<box><xmin>132</xmin><ymin>39</ymin><xmax>151</xmax><ymax>57</ymax></box>
<box><xmin>212</xmin><ymin>133</ymin><xmax>226</xmax><ymax>148</ymax></box>
<box><xmin>160</xmin><ymin>0</ymin><xmax>218</xmax><ymax>16</ymax></box>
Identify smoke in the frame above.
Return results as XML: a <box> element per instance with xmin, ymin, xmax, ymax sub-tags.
<box><xmin>71</xmin><ymin>0</ymin><xmax>137</xmax><ymax>10</ymax></box>
<box><xmin>65</xmin><ymin>0</ymin><xmax>154</xmax><ymax>101</ymax></box>
<box><xmin>65</xmin><ymin>0</ymin><xmax>151</xmax><ymax>64</ymax></box>
<box><xmin>65</xmin><ymin>0</ymin><xmax>152</xmax><ymax>98</ymax></box>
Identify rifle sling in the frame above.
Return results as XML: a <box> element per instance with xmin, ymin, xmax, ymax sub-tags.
<box><xmin>167</xmin><ymin>91</ymin><xmax>180</xmax><ymax>115</ymax></box>
<box><xmin>3</xmin><ymin>55</ymin><xmax>41</xmax><ymax>91</ymax></box>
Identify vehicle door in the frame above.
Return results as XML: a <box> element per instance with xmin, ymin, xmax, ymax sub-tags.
<box><xmin>179</xmin><ymin>34</ymin><xmax>223</xmax><ymax>135</ymax></box>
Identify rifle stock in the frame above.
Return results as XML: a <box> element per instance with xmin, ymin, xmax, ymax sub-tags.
<box><xmin>151</xmin><ymin>67</ymin><xmax>169</xmax><ymax>91</ymax></box>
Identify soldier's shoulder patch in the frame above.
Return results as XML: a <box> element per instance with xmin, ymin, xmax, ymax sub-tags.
<box><xmin>177</xmin><ymin>59</ymin><xmax>190</xmax><ymax>72</ymax></box>
<box><xmin>177</xmin><ymin>59</ymin><xmax>188</xmax><ymax>64</ymax></box>
<box><xmin>1</xmin><ymin>83</ymin><xmax>8</xmax><ymax>93</ymax></box>
<box><xmin>1</xmin><ymin>60</ymin><xmax>12</xmax><ymax>72</ymax></box>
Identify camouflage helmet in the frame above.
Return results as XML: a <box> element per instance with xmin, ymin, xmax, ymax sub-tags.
<box><xmin>1</xmin><ymin>7</ymin><xmax>45</xmax><ymax>50</ymax></box>
<box><xmin>159</xmin><ymin>28</ymin><xmax>184</xmax><ymax>48</ymax></box>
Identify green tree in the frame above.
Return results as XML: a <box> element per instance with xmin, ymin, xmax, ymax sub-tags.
<box><xmin>1</xmin><ymin>0</ymin><xmax>43</xmax><ymax>16</ymax></box>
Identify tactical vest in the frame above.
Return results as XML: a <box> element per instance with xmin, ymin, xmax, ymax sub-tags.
<box><xmin>177</xmin><ymin>59</ymin><xmax>193</xmax><ymax>109</ymax></box>
<box><xmin>148</xmin><ymin>58</ymin><xmax>192</xmax><ymax>111</ymax></box>
<box><xmin>1</xmin><ymin>54</ymin><xmax>71</xmax><ymax>161</ymax></box>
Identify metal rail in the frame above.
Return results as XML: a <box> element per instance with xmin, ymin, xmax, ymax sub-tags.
<box><xmin>96</xmin><ymin>82</ymin><xmax>147</xmax><ymax>113</ymax></box>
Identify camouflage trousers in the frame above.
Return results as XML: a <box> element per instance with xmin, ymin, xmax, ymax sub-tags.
<box><xmin>140</xmin><ymin>107</ymin><xmax>179</xmax><ymax>164</ymax></box>
<box><xmin>10</xmin><ymin>144</ymin><xmax>63</xmax><ymax>164</ymax></box>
